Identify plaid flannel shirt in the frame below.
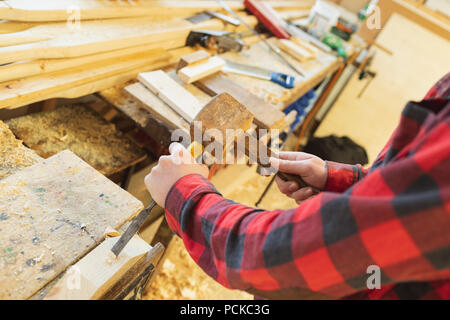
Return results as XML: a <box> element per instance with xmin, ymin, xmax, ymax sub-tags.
<box><xmin>164</xmin><ymin>73</ymin><xmax>450</xmax><ymax>300</ymax></box>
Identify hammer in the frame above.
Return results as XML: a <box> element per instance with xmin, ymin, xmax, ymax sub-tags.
<box><xmin>111</xmin><ymin>93</ymin><xmax>312</xmax><ymax>256</ymax></box>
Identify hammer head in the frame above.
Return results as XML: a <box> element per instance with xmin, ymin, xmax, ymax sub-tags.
<box><xmin>190</xmin><ymin>92</ymin><xmax>254</xmax><ymax>162</ymax></box>
<box><xmin>191</xmin><ymin>92</ymin><xmax>254</xmax><ymax>139</ymax></box>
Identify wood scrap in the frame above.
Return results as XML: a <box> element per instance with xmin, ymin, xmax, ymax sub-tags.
<box><xmin>138</xmin><ymin>70</ymin><xmax>203</xmax><ymax>123</ymax></box>
<box><xmin>196</xmin><ymin>73</ymin><xmax>286</xmax><ymax>129</ymax></box>
<box><xmin>291</xmin><ymin>36</ymin><xmax>321</xmax><ymax>55</ymax></box>
<box><xmin>177</xmin><ymin>56</ymin><xmax>225</xmax><ymax>84</ymax></box>
<box><xmin>124</xmin><ymin>83</ymin><xmax>190</xmax><ymax>132</ymax></box>
<box><xmin>44</xmin><ymin>235</ymin><xmax>153</xmax><ymax>300</ymax></box>
<box><xmin>0</xmin><ymin>17</ymin><xmax>223</xmax><ymax>65</ymax></box>
<box><xmin>0</xmin><ymin>120</ymin><xmax>41</xmax><ymax>180</ymax></box>
<box><xmin>176</xmin><ymin>50</ymin><xmax>211</xmax><ymax>71</ymax></box>
<box><xmin>5</xmin><ymin>105</ymin><xmax>147</xmax><ymax>175</ymax></box>
<box><xmin>0</xmin><ymin>48</ymin><xmax>171</xmax><ymax>110</ymax></box>
<box><xmin>0</xmin><ymin>150</ymin><xmax>143</xmax><ymax>299</ymax></box>
<box><xmin>0</xmin><ymin>0</ymin><xmax>244</xmax><ymax>22</ymax></box>
<box><xmin>0</xmin><ymin>43</ymin><xmax>174</xmax><ymax>83</ymax></box>
<box><xmin>0</xmin><ymin>1</ymin><xmax>314</xmax><ymax>22</ymax></box>
<box><xmin>277</xmin><ymin>39</ymin><xmax>315</xmax><ymax>62</ymax></box>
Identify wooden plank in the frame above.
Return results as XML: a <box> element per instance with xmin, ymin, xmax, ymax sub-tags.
<box><xmin>125</xmin><ymin>83</ymin><xmax>190</xmax><ymax>131</ymax></box>
<box><xmin>0</xmin><ymin>17</ymin><xmax>223</xmax><ymax>65</ymax></box>
<box><xmin>0</xmin><ymin>48</ymin><xmax>171</xmax><ymax>110</ymax></box>
<box><xmin>138</xmin><ymin>70</ymin><xmax>202</xmax><ymax>123</ymax></box>
<box><xmin>196</xmin><ymin>73</ymin><xmax>286</xmax><ymax>129</ymax></box>
<box><xmin>0</xmin><ymin>1</ymin><xmax>314</xmax><ymax>22</ymax></box>
<box><xmin>177</xmin><ymin>56</ymin><xmax>225</xmax><ymax>84</ymax></box>
<box><xmin>44</xmin><ymin>235</ymin><xmax>152</xmax><ymax>300</ymax></box>
<box><xmin>0</xmin><ymin>0</ymin><xmax>245</xmax><ymax>22</ymax></box>
<box><xmin>277</xmin><ymin>39</ymin><xmax>315</xmax><ymax>62</ymax></box>
<box><xmin>176</xmin><ymin>50</ymin><xmax>211</xmax><ymax>71</ymax></box>
<box><xmin>291</xmin><ymin>36</ymin><xmax>321</xmax><ymax>55</ymax></box>
<box><xmin>0</xmin><ymin>150</ymin><xmax>143</xmax><ymax>299</ymax></box>
<box><xmin>0</xmin><ymin>43</ymin><xmax>176</xmax><ymax>83</ymax></box>
<box><xmin>55</xmin><ymin>47</ymin><xmax>199</xmax><ymax>102</ymax></box>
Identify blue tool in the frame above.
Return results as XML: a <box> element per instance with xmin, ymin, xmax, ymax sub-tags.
<box><xmin>223</xmin><ymin>60</ymin><xmax>295</xmax><ymax>89</ymax></box>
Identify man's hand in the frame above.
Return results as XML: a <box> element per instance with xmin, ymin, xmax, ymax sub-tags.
<box><xmin>270</xmin><ymin>152</ymin><xmax>327</xmax><ymax>204</ymax></box>
<box><xmin>144</xmin><ymin>142</ymin><xmax>209</xmax><ymax>207</ymax></box>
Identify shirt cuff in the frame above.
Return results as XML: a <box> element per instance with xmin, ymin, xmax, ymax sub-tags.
<box><xmin>164</xmin><ymin>174</ymin><xmax>221</xmax><ymax>236</ymax></box>
<box><xmin>324</xmin><ymin>161</ymin><xmax>363</xmax><ymax>193</ymax></box>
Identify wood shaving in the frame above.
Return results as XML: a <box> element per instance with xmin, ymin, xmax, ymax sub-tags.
<box><xmin>0</xmin><ymin>120</ymin><xmax>40</xmax><ymax>180</ymax></box>
<box><xmin>5</xmin><ymin>105</ymin><xmax>146</xmax><ymax>175</ymax></box>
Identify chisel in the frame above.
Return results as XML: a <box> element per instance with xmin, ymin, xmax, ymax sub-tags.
<box><xmin>223</xmin><ymin>60</ymin><xmax>295</xmax><ymax>89</ymax></box>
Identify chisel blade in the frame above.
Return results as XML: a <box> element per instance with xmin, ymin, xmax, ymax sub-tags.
<box><xmin>110</xmin><ymin>200</ymin><xmax>157</xmax><ymax>257</ymax></box>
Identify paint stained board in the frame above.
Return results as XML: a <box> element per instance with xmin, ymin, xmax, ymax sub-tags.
<box><xmin>0</xmin><ymin>150</ymin><xmax>143</xmax><ymax>299</ymax></box>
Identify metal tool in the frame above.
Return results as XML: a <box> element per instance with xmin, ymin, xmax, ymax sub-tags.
<box><xmin>186</xmin><ymin>30</ymin><xmax>244</xmax><ymax>53</ymax></box>
<box><xmin>111</xmin><ymin>201</ymin><xmax>157</xmax><ymax>257</ymax></box>
<box><xmin>215</xmin><ymin>0</ymin><xmax>305</xmax><ymax>77</ymax></box>
<box><xmin>284</xmin><ymin>21</ymin><xmax>332</xmax><ymax>53</ymax></box>
<box><xmin>186</xmin><ymin>10</ymin><xmax>240</xmax><ymax>26</ymax></box>
<box><xmin>223</xmin><ymin>60</ymin><xmax>295</xmax><ymax>89</ymax></box>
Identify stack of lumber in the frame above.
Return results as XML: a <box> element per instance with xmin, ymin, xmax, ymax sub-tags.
<box><xmin>0</xmin><ymin>0</ymin><xmax>315</xmax><ymax>110</ymax></box>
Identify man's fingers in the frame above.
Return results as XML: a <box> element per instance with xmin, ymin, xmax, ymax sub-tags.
<box><xmin>270</xmin><ymin>157</ymin><xmax>309</xmax><ymax>175</ymax></box>
<box><xmin>277</xmin><ymin>151</ymin><xmax>313</xmax><ymax>161</ymax></box>
<box><xmin>291</xmin><ymin>187</ymin><xmax>314</xmax><ymax>202</ymax></box>
<box><xmin>275</xmin><ymin>176</ymin><xmax>299</xmax><ymax>195</ymax></box>
<box><xmin>169</xmin><ymin>142</ymin><xmax>194</xmax><ymax>164</ymax></box>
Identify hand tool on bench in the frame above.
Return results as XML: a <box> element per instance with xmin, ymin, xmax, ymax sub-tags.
<box><xmin>186</xmin><ymin>30</ymin><xmax>244</xmax><ymax>53</ymax></box>
<box><xmin>215</xmin><ymin>0</ymin><xmax>305</xmax><ymax>77</ymax></box>
<box><xmin>223</xmin><ymin>60</ymin><xmax>295</xmax><ymax>89</ymax></box>
<box><xmin>111</xmin><ymin>93</ymin><xmax>254</xmax><ymax>257</ymax></box>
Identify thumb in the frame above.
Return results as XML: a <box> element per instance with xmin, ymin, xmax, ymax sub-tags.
<box><xmin>270</xmin><ymin>157</ymin><xmax>309</xmax><ymax>175</ymax></box>
<box><xmin>169</xmin><ymin>142</ymin><xmax>194</xmax><ymax>164</ymax></box>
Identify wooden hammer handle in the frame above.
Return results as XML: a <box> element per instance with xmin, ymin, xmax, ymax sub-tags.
<box><xmin>277</xmin><ymin>172</ymin><xmax>320</xmax><ymax>194</ymax></box>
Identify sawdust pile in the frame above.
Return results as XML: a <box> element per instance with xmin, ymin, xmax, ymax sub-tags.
<box><xmin>6</xmin><ymin>105</ymin><xmax>146</xmax><ymax>175</ymax></box>
<box><xmin>0</xmin><ymin>120</ymin><xmax>40</xmax><ymax>180</ymax></box>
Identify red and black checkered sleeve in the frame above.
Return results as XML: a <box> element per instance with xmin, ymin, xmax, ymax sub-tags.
<box><xmin>164</xmin><ymin>120</ymin><xmax>450</xmax><ymax>299</ymax></box>
<box><xmin>324</xmin><ymin>161</ymin><xmax>368</xmax><ymax>193</ymax></box>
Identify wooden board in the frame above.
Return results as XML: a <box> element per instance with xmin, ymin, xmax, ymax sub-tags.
<box><xmin>5</xmin><ymin>105</ymin><xmax>147</xmax><ymax>175</ymax></box>
<box><xmin>0</xmin><ymin>150</ymin><xmax>143</xmax><ymax>299</ymax></box>
<box><xmin>138</xmin><ymin>70</ymin><xmax>202</xmax><ymax>123</ymax></box>
<box><xmin>0</xmin><ymin>43</ymin><xmax>175</xmax><ymax>83</ymax></box>
<box><xmin>44</xmin><ymin>235</ymin><xmax>151</xmax><ymax>300</ymax></box>
<box><xmin>196</xmin><ymin>73</ymin><xmax>286</xmax><ymax>129</ymax></box>
<box><xmin>0</xmin><ymin>48</ymin><xmax>171</xmax><ymax>110</ymax></box>
<box><xmin>177</xmin><ymin>56</ymin><xmax>225</xmax><ymax>84</ymax></box>
<box><xmin>0</xmin><ymin>17</ymin><xmax>223</xmax><ymax>65</ymax></box>
<box><xmin>125</xmin><ymin>83</ymin><xmax>190</xmax><ymax>132</ymax></box>
<box><xmin>0</xmin><ymin>1</ymin><xmax>314</xmax><ymax>22</ymax></box>
<box><xmin>0</xmin><ymin>0</ymin><xmax>244</xmax><ymax>22</ymax></box>
<box><xmin>176</xmin><ymin>50</ymin><xmax>211</xmax><ymax>71</ymax></box>
<box><xmin>0</xmin><ymin>120</ymin><xmax>41</xmax><ymax>180</ymax></box>
<box><xmin>277</xmin><ymin>39</ymin><xmax>315</xmax><ymax>62</ymax></box>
